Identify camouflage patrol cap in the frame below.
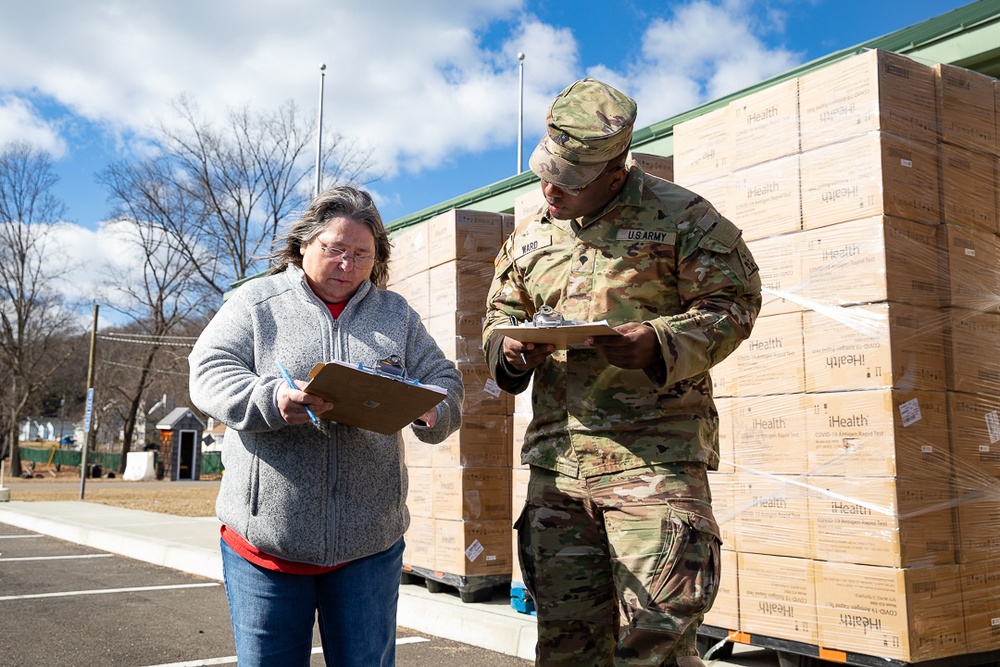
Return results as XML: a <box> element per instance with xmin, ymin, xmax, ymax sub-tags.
<box><xmin>528</xmin><ymin>78</ymin><xmax>637</xmax><ymax>190</ymax></box>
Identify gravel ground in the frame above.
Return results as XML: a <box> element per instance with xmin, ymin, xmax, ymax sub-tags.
<box><xmin>2</xmin><ymin>466</ymin><xmax>220</xmax><ymax>517</ymax></box>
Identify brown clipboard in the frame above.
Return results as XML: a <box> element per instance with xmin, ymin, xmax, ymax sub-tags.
<box><xmin>303</xmin><ymin>361</ymin><xmax>446</xmax><ymax>435</ymax></box>
<box><xmin>494</xmin><ymin>322</ymin><xmax>621</xmax><ymax>349</ymax></box>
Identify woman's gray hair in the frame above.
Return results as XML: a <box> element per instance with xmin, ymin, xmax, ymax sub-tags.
<box><xmin>270</xmin><ymin>185</ymin><xmax>391</xmax><ymax>287</ymax></box>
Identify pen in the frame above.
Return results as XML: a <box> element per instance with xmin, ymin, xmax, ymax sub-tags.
<box><xmin>520</xmin><ymin>352</ymin><xmax>528</xmax><ymax>365</ymax></box>
<box><xmin>275</xmin><ymin>359</ymin><xmax>320</xmax><ymax>425</ymax></box>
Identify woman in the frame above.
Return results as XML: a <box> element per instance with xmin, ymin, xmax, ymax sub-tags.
<box><xmin>189</xmin><ymin>185</ymin><xmax>464</xmax><ymax>667</ymax></box>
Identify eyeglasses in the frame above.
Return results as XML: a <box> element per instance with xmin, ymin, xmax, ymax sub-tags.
<box><xmin>317</xmin><ymin>244</ymin><xmax>375</xmax><ymax>267</ymax></box>
<box><xmin>553</xmin><ymin>162</ymin><xmax>627</xmax><ymax>197</ymax></box>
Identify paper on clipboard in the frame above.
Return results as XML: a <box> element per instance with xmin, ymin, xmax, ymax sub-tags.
<box><xmin>303</xmin><ymin>360</ymin><xmax>446</xmax><ymax>435</ymax></box>
<box><xmin>494</xmin><ymin>321</ymin><xmax>621</xmax><ymax>349</ymax></box>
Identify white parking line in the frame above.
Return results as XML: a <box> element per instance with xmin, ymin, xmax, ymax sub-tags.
<box><xmin>0</xmin><ymin>534</ymin><xmax>43</xmax><ymax>539</ymax></box>
<box><xmin>0</xmin><ymin>554</ymin><xmax>115</xmax><ymax>562</ymax></box>
<box><xmin>143</xmin><ymin>637</ymin><xmax>430</xmax><ymax>666</ymax></box>
<box><xmin>0</xmin><ymin>582</ymin><xmax>219</xmax><ymax>601</ymax></box>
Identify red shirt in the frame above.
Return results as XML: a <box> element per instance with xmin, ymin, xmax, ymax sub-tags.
<box><xmin>221</xmin><ymin>524</ymin><xmax>346</xmax><ymax>574</ymax></box>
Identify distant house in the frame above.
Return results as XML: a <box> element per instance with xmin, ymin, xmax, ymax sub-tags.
<box><xmin>155</xmin><ymin>408</ymin><xmax>206</xmax><ymax>481</ymax></box>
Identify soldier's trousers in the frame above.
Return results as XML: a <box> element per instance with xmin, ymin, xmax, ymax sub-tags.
<box><xmin>515</xmin><ymin>463</ymin><xmax>721</xmax><ymax>667</ymax></box>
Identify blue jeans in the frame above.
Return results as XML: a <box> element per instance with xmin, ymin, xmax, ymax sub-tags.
<box><xmin>220</xmin><ymin>537</ymin><xmax>403</xmax><ymax>667</ymax></box>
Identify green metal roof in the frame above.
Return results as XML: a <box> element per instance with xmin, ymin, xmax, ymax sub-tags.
<box><xmin>387</xmin><ymin>0</ymin><xmax>1000</xmax><ymax>233</ymax></box>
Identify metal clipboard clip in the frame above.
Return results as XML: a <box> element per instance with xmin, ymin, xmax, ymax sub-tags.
<box><xmin>357</xmin><ymin>354</ymin><xmax>419</xmax><ymax>385</ymax></box>
<box><xmin>531</xmin><ymin>305</ymin><xmax>582</xmax><ymax>328</ymax></box>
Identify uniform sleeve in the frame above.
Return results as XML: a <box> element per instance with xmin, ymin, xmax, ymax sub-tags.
<box><xmin>646</xmin><ymin>205</ymin><xmax>762</xmax><ymax>388</ymax></box>
<box><xmin>188</xmin><ymin>293</ymin><xmax>287</xmax><ymax>433</ymax></box>
<box><xmin>482</xmin><ymin>235</ymin><xmax>533</xmax><ymax>395</ymax></box>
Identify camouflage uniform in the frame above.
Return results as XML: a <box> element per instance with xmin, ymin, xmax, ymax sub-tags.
<box><xmin>482</xmin><ymin>79</ymin><xmax>761</xmax><ymax>666</ymax></box>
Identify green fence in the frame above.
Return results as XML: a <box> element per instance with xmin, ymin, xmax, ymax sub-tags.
<box><xmin>18</xmin><ymin>447</ymin><xmax>224</xmax><ymax>476</ymax></box>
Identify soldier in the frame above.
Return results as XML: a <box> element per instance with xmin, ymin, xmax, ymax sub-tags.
<box><xmin>482</xmin><ymin>79</ymin><xmax>761</xmax><ymax>666</ymax></box>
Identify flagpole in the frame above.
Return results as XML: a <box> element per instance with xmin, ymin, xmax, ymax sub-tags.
<box><xmin>314</xmin><ymin>63</ymin><xmax>327</xmax><ymax>198</ymax></box>
<box><xmin>517</xmin><ymin>52</ymin><xmax>525</xmax><ymax>174</ymax></box>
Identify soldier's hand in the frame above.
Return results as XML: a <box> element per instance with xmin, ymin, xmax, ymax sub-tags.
<box><xmin>588</xmin><ymin>322</ymin><xmax>661</xmax><ymax>370</ymax></box>
<box><xmin>503</xmin><ymin>336</ymin><xmax>554</xmax><ymax>371</ymax></box>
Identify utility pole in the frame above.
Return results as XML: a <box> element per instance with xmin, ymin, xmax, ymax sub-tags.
<box><xmin>79</xmin><ymin>304</ymin><xmax>98</xmax><ymax>500</ymax></box>
<box><xmin>314</xmin><ymin>63</ymin><xmax>327</xmax><ymax>198</ymax></box>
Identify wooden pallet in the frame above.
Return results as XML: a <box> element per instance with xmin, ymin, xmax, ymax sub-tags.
<box><xmin>401</xmin><ymin>564</ymin><xmax>510</xmax><ymax>603</ymax></box>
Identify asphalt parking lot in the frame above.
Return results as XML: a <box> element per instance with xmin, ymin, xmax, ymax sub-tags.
<box><xmin>0</xmin><ymin>523</ymin><xmax>532</xmax><ymax>667</ymax></box>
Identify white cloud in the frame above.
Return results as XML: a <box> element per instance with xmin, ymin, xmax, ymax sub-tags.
<box><xmin>0</xmin><ymin>96</ymin><xmax>67</xmax><ymax>156</ymax></box>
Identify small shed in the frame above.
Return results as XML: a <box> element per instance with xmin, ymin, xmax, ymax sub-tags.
<box><xmin>155</xmin><ymin>408</ymin><xmax>206</xmax><ymax>481</ymax></box>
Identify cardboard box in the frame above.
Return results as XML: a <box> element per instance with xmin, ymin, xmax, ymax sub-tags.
<box><xmin>728</xmin><ymin>79</ymin><xmax>800</xmax><ymax>171</ymax></box>
<box><xmin>725</xmin><ymin>154</ymin><xmax>802</xmax><ymax>241</ymax></box>
<box><xmin>798</xmin><ymin>49</ymin><xmax>937</xmax><ymax>151</ymax></box>
<box><xmin>800</xmin><ymin>131</ymin><xmax>939</xmax><ymax>230</ymax></box>
<box><xmin>426</xmin><ymin>209</ymin><xmax>507</xmax><ymax>267</ymax></box>
<box><xmin>747</xmin><ymin>233</ymin><xmax>805</xmax><ymax>317</ymax></box>
<box><xmin>939</xmin><ymin>144</ymin><xmax>997</xmax><ymax>233</ymax></box>
<box><xmin>511</xmin><ymin>467</ymin><xmax>530</xmax><ymax>584</ymax></box>
<box><xmin>945</xmin><ymin>308</ymin><xmax>1000</xmax><ymax>395</ymax></box>
<box><xmin>457</xmin><ymin>359</ymin><xmax>512</xmax><ymax>415</ymax></box>
<box><xmin>947</xmin><ymin>391</ymin><xmax>1000</xmax><ymax>480</ymax></box>
<box><xmin>405</xmin><ymin>465</ymin><xmax>434</xmax><ymax>517</ymax></box>
<box><xmin>513</xmin><ymin>188</ymin><xmax>546</xmax><ymax>226</ymax></box>
<box><xmin>814</xmin><ymin>561</ymin><xmax>966</xmax><ymax>663</ymax></box>
<box><xmin>432</xmin><ymin>467</ymin><xmax>511</xmax><ymax>521</ymax></box>
<box><xmin>938</xmin><ymin>224</ymin><xmax>1000</xmax><ymax>311</ymax></box>
<box><xmin>715</xmin><ymin>396</ymin><xmax>734</xmax><ymax>473</ymax></box>
<box><xmin>425</xmin><ymin>309</ymin><xmax>485</xmax><ymax>364</ymax></box>
<box><xmin>732</xmin><ymin>394</ymin><xmax>809</xmax><ymax>474</ymax></box>
<box><xmin>798</xmin><ymin>216</ymin><xmax>941</xmax><ymax>308</ymax></box>
<box><xmin>733</xmin><ymin>473</ymin><xmax>811</xmax><ymax>559</ymax></box>
<box><xmin>427</xmin><ymin>260</ymin><xmax>494</xmax><ymax>318</ymax></box>
<box><xmin>960</xmin><ymin>558</ymin><xmax>1000</xmax><ymax>653</ymax></box>
<box><xmin>403</xmin><ymin>515</ymin><xmax>436</xmax><ymax>570</ymax></box>
<box><xmin>703</xmin><ymin>549</ymin><xmax>739</xmax><ymax>630</ymax></box>
<box><xmin>673</xmin><ymin>104</ymin><xmax>731</xmax><ymax>186</ymax></box>
<box><xmin>431</xmin><ymin>414</ymin><xmax>512</xmax><ymax>468</ymax></box>
<box><xmin>511</xmin><ymin>411</ymin><xmax>530</xmax><ymax>469</ymax></box>
<box><xmin>803</xmin><ymin>303</ymin><xmax>947</xmax><ymax>392</ymax></box>
<box><xmin>804</xmin><ymin>389</ymin><xmax>950</xmax><ymax>479</ymax></box>
<box><xmin>952</xmin><ymin>469</ymin><xmax>1000</xmax><ymax>564</ymax></box>
<box><xmin>389</xmin><ymin>223</ymin><xmax>430</xmax><ymax>281</ymax></box>
<box><xmin>737</xmin><ymin>552</ymin><xmax>817</xmax><ymax>644</ymax></box>
<box><xmin>808</xmin><ymin>475</ymin><xmax>955</xmax><ymax>567</ymax></box>
<box><xmin>934</xmin><ymin>62</ymin><xmax>997</xmax><ymax>155</ymax></box>
<box><xmin>707</xmin><ymin>471</ymin><xmax>737</xmax><ymax>551</ymax></box>
<box><xmin>710</xmin><ymin>312</ymin><xmax>804</xmax><ymax>397</ymax></box>
<box><xmin>434</xmin><ymin>519</ymin><xmax>513</xmax><ymax>577</ymax></box>
<box><xmin>630</xmin><ymin>152</ymin><xmax>674</xmax><ymax>181</ymax></box>
<box><xmin>387</xmin><ymin>271</ymin><xmax>430</xmax><ymax>320</ymax></box>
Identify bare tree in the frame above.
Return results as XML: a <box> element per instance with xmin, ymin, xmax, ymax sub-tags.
<box><xmin>0</xmin><ymin>141</ymin><xmax>82</xmax><ymax>475</ymax></box>
<box><xmin>126</xmin><ymin>95</ymin><xmax>381</xmax><ymax>299</ymax></box>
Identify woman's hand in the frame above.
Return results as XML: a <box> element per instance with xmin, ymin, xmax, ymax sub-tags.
<box><xmin>277</xmin><ymin>380</ymin><xmax>333</xmax><ymax>425</ymax></box>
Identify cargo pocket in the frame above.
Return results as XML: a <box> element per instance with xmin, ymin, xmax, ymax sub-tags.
<box><xmin>513</xmin><ymin>503</ymin><xmax>537</xmax><ymax>600</ymax></box>
<box><xmin>649</xmin><ymin>499</ymin><xmax>721</xmax><ymax>620</ymax></box>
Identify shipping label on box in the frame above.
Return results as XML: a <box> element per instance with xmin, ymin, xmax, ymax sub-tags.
<box><xmin>733</xmin><ymin>473</ymin><xmax>811</xmax><ymax>559</ymax></box>
<box><xmin>800</xmin><ymin>131</ymin><xmax>939</xmax><ymax>230</ymax></box>
<box><xmin>939</xmin><ymin>224</ymin><xmax>1000</xmax><ymax>311</ymax></box>
<box><xmin>939</xmin><ymin>144</ymin><xmax>997</xmax><ymax>233</ymax></box>
<box><xmin>725</xmin><ymin>154</ymin><xmax>802</xmax><ymax>242</ymax></box>
<box><xmin>945</xmin><ymin>308</ymin><xmax>1000</xmax><ymax>395</ymax></box>
<box><xmin>799</xmin><ymin>49</ymin><xmax>937</xmax><ymax>151</ymax></box>
<box><xmin>432</xmin><ymin>467</ymin><xmax>511</xmax><ymax>521</ymax></box>
<box><xmin>737</xmin><ymin>552</ymin><xmax>817</xmax><ymax>645</ymax></box>
<box><xmin>434</xmin><ymin>519</ymin><xmax>513</xmax><ymax>577</ymax></box>
<box><xmin>748</xmin><ymin>233</ymin><xmax>805</xmax><ymax>317</ymax></box>
<box><xmin>934</xmin><ymin>62</ymin><xmax>997</xmax><ymax>155</ymax></box>
<box><xmin>703</xmin><ymin>549</ymin><xmax>739</xmax><ymax>630</ymax></box>
<box><xmin>947</xmin><ymin>391</ymin><xmax>1000</xmax><ymax>480</ymax></box>
<box><xmin>814</xmin><ymin>561</ymin><xmax>966</xmax><ymax>663</ymax></box>
<box><xmin>808</xmin><ymin>475</ymin><xmax>955</xmax><ymax>568</ymax></box>
<box><xmin>804</xmin><ymin>389</ymin><xmax>950</xmax><ymax>479</ymax></box>
<box><xmin>732</xmin><ymin>394</ymin><xmax>809</xmax><ymax>474</ymax></box>
<box><xmin>803</xmin><ymin>303</ymin><xmax>946</xmax><ymax>392</ymax></box>
<box><xmin>728</xmin><ymin>79</ymin><xmax>800</xmax><ymax>171</ymax></box>
<box><xmin>798</xmin><ymin>216</ymin><xmax>941</xmax><ymax>308</ymax></box>
<box><xmin>673</xmin><ymin>104</ymin><xmax>731</xmax><ymax>186</ymax></box>
<box><xmin>458</xmin><ymin>359</ymin><xmax>512</xmax><ymax>415</ymax></box>
<box><xmin>711</xmin><ymin>312</ymin><xmax>804</xmax><ymax>397</ymax></box>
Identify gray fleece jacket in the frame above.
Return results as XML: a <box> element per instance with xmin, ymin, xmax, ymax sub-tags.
<box><xmin>189</xmin><ymin>265</ymin><xmax>463</xmax><ymax>566</ymax></box>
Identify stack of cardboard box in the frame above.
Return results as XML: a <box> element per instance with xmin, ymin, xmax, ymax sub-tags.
<box><xmin>673</xmin><ymin>48</ymin><xmax>1000</xmax><ymax>662</ymax></box>
<box><xmin>389</xmin><ymin>209</ymin><xmax>515</xmax><ymax>587</ymax></box>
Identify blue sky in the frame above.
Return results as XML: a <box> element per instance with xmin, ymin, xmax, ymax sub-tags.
<box><xmin>0</xmin><ymin>0</ymin><xmax>976</xmax><ymax>296</ymax></box>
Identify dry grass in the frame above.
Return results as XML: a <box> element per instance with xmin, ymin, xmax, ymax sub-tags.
<box><xmin>3</xmin><ymin>466</ymin><xmax>220</xmax><ymax>517</ymax></box>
